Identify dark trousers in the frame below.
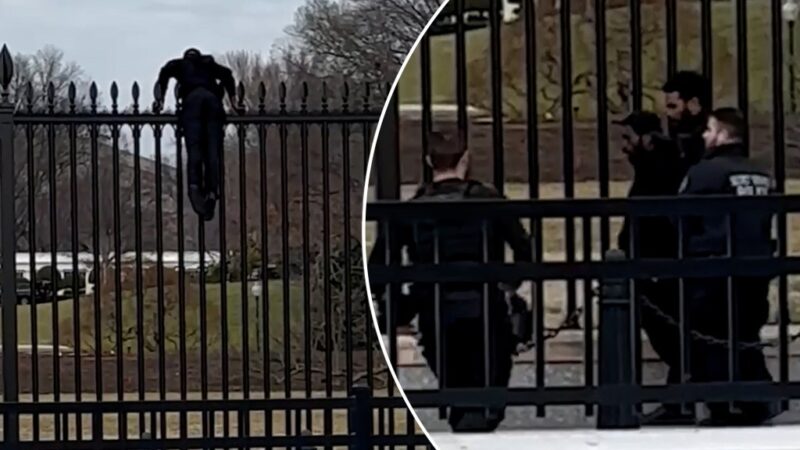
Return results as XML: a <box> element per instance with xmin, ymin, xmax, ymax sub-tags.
<box><xmin>417</xmin><ymin>300</ymin><xmax>514</xmax><ymax>431</ymax></box>
<box><xmin>639</xmin><ymin>278</ymin><xmax>684</xmax><ymax>383</ymax></box>
<box><xmin>179</xmin><ymin>87</ymin><xmax>225</xmax><ymax>196</ymax></box>
<box><xmin>686</xmin><ymin>277</ymin><xmax>773</xmax><ymax>417</ymax></box>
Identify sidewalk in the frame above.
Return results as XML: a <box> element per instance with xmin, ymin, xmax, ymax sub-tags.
<box><xmin>429</xmin><ymin>425</ymin><xmax>800</xmax><ymax>450</ymax></box>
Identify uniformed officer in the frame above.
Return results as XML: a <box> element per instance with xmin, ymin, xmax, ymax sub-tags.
<box><xmin>679</xmin><ymin>107</ymin><xmax>778</xmax><ymax>426</ymax></box>
<box><xmin>614</xmin><ymin>111</ymin><xmax>694</xmax><ymax>425</ymax></box>
<box><xmin>154</xmin><ymin>48</ymin><xmax>243</xmax><ymax>221</ymax></box>
<box><xmin>368</xmin><ymin>131</ymin><xmax>533</xmax><ymax>432</ymax></box>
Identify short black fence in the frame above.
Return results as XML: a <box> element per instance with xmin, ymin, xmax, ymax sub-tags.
<box><xmin>366</xmin><ymin>0</ymin><xmax>800</xmax><ymax>429</ymax></box>
<box><xmin>0</xmin><ymin>43</ymin><xmax>431</xmax><ymax>449</ymax></box>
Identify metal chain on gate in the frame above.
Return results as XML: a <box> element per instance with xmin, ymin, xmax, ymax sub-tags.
<box><xmin>638</xmin><ymin>292</ymin><xmax>800</xmax><ymax>349</ymax></box>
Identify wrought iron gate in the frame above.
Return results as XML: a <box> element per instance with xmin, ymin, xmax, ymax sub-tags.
<box><xmin>0</xmin><ymin>44</ymin><xmax>430</xmax><ymax>449</ymax></box>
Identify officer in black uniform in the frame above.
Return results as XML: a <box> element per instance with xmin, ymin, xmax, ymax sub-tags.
<box><xmin>154</xmin><ymin>48</ymin><xmax>242</xmax><ymax>221</ymax></box>
<box><xmin>368</xmin><ymin>131</ymin><xmax>533</xmax><ymax>432</ymax></box>
<box><xmin>614</xmin><ymin>111</ymin><xmax>694</xmax><ymax>425</ymax></box>
<box><xmin>679</xmin><ymin>107</ymin><xmax>778</xmax><ymax>426</ymax></box>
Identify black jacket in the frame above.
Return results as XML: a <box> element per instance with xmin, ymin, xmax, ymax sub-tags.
<box><xmin>157</xmin><ymin>55</ymin><xmax>236</xmax><ymax>101</ymax></box>
<box><xmin>678</xmin><ymin>143</ymin><xmax>774</xmax><ymax>258</ymax></box>
<box><xmin>368</xmin><ymin>178</ymin><xmax>533</xmax><ymax>332</ymax></box>
<box><xmin>618</xmin><ymin>135</ymin><xmax>685</xmax><ymax>258</ymax></box>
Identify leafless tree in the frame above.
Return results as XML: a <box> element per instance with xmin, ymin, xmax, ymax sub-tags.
<box><xmin>286</xmin><ymin>0</ymin><xmax>441</xmax><ymax>86</ymax></box>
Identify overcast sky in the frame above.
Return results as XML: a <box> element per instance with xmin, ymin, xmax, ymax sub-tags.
<box><xmin>2</xmin><ymin>0</ymin><xmax>302</xmax><ymax>158</ymax></box>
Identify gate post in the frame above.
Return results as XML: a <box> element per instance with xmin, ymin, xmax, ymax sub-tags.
<box><xmin>351</xmin><ymin>382</ymin><xmax>372</xmax><ymax>450</ymax></box>
<box><xmin>375</xmin><ymin>88</ymin><xmax>400</xmax><ymax>201</ymax></box>
<box><xmin>597</xmin><ymin>249</ymin><xmax>638</xmax><ymax>429</ymax></box>
<box><xmin>0</xmin><ymin>43</ymin><xmax>19</xmax><ymax>446</ymax></box>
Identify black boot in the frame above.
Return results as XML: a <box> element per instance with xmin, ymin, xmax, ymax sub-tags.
<box><xmin>203</xmin><ymin>191</ymin><xmax>218</xmax><ymax>222</ymax></box>
<box><xmin>189</xmin><ymin>184</ymin><xmax>206</xmax><ymax>217</ymax></box>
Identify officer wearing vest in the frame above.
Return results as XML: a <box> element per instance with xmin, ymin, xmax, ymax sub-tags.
<box><xmin>678</xmin><ymin>107</ymin><xmax>779</xmax><ymax>426</ymax></box>
<box><xmin>369</xmin><ymin>131</ymin><xmax>533</xmax><ymax>432</ymax></box>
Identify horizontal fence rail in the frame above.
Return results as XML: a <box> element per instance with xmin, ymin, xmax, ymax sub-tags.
<box><xmin>0</xmin><ymin>43</ymin><xmax>432</xmax><ymax>449</ymax></box>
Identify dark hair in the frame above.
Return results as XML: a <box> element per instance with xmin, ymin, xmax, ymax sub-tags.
<box><xmin>662</xmin><ymin>71</ymin><xmax>711</xmax><ymax>109</ymax></box>
<box><xmin>427</xmin><ymin>131</ymin><xmax>465</xmax><ymax>170</ymax></box>
<box><xmin>709</xmin><ymin>107</ymin><xmax>746</xmax><ymax>140</ymax></box>
<box><xmin>184</xmin><ymin>48</ymin><xmax>202</xmax><ymax>59</ymax></box>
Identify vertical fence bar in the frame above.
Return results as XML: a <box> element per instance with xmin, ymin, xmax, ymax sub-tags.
<box><xmin>0</xmin><ymin>46</ymin><xmax>19</xmax><ymax>447</ymax></box>
<box><xmin>701</xmin><ymin>0</ymin><xmax>713</xmax><ymax>89</ymax></box>
<box><xmin>299</xmin><ymin>84</ymin><xmax>313</xmax><ymax>435</ymax></box>
<box><xmin>219</xmin><ymin>98</ymin><xmax>231</xmax><ymax>442</ymax></box>
<box><xmin>772</xmin><ymin>0</ymin><xmax>789</xmax><ymax>411</ymax></box>
<box><xmin>321</xmin><ymin>87</ymin><xmax>334</xmax><ymax>450</ymax></box>
<box><xmin>666</xmin><ymin>0</ymin><xmax>678</xmax><ymax>77</ymax></box>
<box><xmin>677</xmin><ymin>217</ymin><xmax>691</xmax><ymax>414</ymax></box>
<box><xmin>735</xmin><ymin>0</ymin><xmax>749</xmax><ymax>150</ymax></box>
<box><xmin>23</xmin><ymin>83</ymin><xmax>40</xmax><ymax>442</ymax></box>
<box><xmin>523</xmin><ymin>0</ymin><xmax>546</xmax><ymax>417</ymax></box>
<box><xmin>173</xmin><ymin>89</ymin><xmax>190</xmax><ymax>442</ymax></box>
<box><xmin>89</xmin><ymin>85</ymin><xmax>103</xmax><ymax>444</ymax></box>
<box><xmin>237</xmin><ymin>98</ymin><xmax>251</xmax><ymax>442</ymax></box>
<box><xmin>278</xmin><ymin>83</ymin><xmax>294</xmax><ymax>440</ymax></box>
<box><xmin>582</xmin><ymin>217</ymin><xmax>593</xmax><ymax>416</ymax></box>
<box><xmin>361</xmin><ymin>91</ymin><xmax>375</xmax><ymax>404</ymax></box>
<box><xmin>153</xmin><ymin>118</ymin><xmax>168</xmax><ymax>441</ymax></box>
<box><xmin>110</xmin><ymin>82</ymin><xmax>126</xmax><ymax>440</ymax></box>
<box><xmin>725</xmin><ymin>216</ymin><xmax>738</xmax><ymax>414</ymax></box>
<box><xmin>342</xmin><ymin>89</ymin><xmax>354</xmax><ymax>397</ymax></box>
<box><xmin>489</xmin><ymin>0</ymin><xmax>505</xmax><ymax>193</ymax></box>
<box><xmin>561</xmin><ymin>0</ymin><xmax>578</xmax><ymax>327</ymax></box>
<box><xmin>257</xmin><ymin>84</ymin><xmax>273</xmax><ymax>439</ymax></box>
<box><xmin>630</xmin><ymin>0</ymin><xmax>642</xmax><ymax>111</ymax></box>
<box><xmin>432</xmin><ymin>226</ymin><xmax>444</xmax><ymax>422</ymax></box>
<box><xmin>199</xmin><ymin>158</ymin><xmax>210</xmax><ymax>449</ymax></box>
<box><xmin>375</xmin><ymin>88</ymin><xmax>400</xmax><ymax>443</ymax></box>
<box><xmin>627</xmin><ymin>217</ymin><xmax>642</xmax><ymax>416</ymax></box>
<box><xmin>595</xmin><ymin>0</ymin><xmax>611</xmax><ymax>268</ymax></box>
<box><xmin>420</xmin><ymin>35</ymin><xmax>433</xmax><ymax>184</ymax></box>
<box><xmin>46</xmin><ymin>83</ymin><xmax>64</xmax><ymax>441</ymax></box>
<box><xmin>67</xmin><ymin>83</ymin><xmax>83</xmax><ymax>440</ymax></box>
<box><xmin>455</xmin><ymin>0</ymin><xmax>469</xmax><ymax>144</ymax></box>
<box><xmin>131</xmin><ymin>84</ymin><xmax>148</xmax><ymax>437</ymax></box>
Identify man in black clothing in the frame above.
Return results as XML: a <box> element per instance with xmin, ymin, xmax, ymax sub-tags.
<box><xmin>618</xmin><ymin>71</ymin><xmax>711</xmax><ymax>425</ymax></box>
<box><xmin>368</xmin><ymin>131</ymin><xmax>533</xmax><ymax>432</ymax></box>
<box><xmin>662</xmin><ymin>70</ymin><xmax>711</xmax><ymax>170</ymax></box>
<box><xmin>680</xmin><ymin>107</ymin><xmax>778</xmax><ymax>426</ymax></box>
<box><xmin>614</xmin><ymin>111</ymin><xmax>694</xmax><ymax>425</ymax></box>
<box><xmin>154</xmin><ymin>48</ymin><xmax>242</xmax><ymax>221</ymax></box>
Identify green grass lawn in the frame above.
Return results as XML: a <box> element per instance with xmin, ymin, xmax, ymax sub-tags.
<box><xmin>13</xmin><ymin>280</ymin><xmax>304</xmax><ymax>353</ymax></box>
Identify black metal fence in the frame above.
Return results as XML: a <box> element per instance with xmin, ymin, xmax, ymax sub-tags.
<box><xmin>0</xmin><ymin>44</ymin><xmax>431</xmax><ymax>449</ymax></box>
<box><xmin>367</xmin><ymin>0</ymin><xmax>800</xmax><ymax>429</ymax></box>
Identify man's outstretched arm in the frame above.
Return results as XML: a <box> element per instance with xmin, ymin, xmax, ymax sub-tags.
<box><xmin>214</xmin><ymin>63</ymin><xmax>237</xmax><ymax>102</ymax></box>
<box><xmin>155</xmin><ymin>59</ymin><xmax>180</xmax><ymax>102</ymax></box>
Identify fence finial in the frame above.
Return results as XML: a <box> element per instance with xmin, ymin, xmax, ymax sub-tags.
<box><xmin>301</xmin><ymin>81</ymin><xmax>308</xmax><ymax>112</ymax></box>
<box><xmin>279</xmin><ymin>82</ymin><xmax>286</xmax><ymax>112</ymax></box>
<box><xmin>46</xmin><ymin>82</ymin><xmax>55</xmax><ymax>113</ymax></box>
<box><xmin>25</xmin><ymin>81</ymin><xmax>33</xmax><ymax>112</ymax></box>
<box><xmin>110</xmin><ymin>82</ymin><xmax>119</xmax><ymax>113</ymax></box>
<box><xmin>132</xmin><ymin>82</ymin><xmax>140</xmax><ymax>114</ymax></box>
<box><xmin>258</xmin><ymin>81</ymin><xmax>266</xmax><ymax>113</ymax></box>
<box><xmin>321</xmin><ymin>81</ymin><xmax>328</xmax><ymax>112</ymax></box>
<box><xmin>0</xmin><ymin>44</ymin><xmax>12</xmax><ymax>103</ymax></box>
<box><xmin>68</xmin><ymin>82</ymin><xmax>77</xmax><ymax>114</ymax></box>
<box><xmin>89</xmin><ymin>82</ymin><xmax>98</xmax><ymax>113</ymax></box>
<box><xmin>362</xmin><ymin>82</ymin><xmax>370</xmax><ymax>112</ymax></box>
